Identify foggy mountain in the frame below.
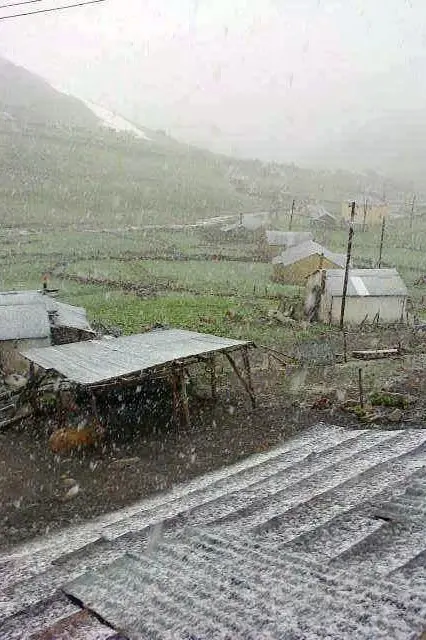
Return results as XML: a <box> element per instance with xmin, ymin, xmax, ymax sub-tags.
<box><xmin>0</xmin><ymin>56</ymin><xmax>415</xmax><ymax>230</ymax></box>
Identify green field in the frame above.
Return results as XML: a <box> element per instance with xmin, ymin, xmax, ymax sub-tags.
<box><xmin>1</xmin><ymin>212</ymin><xmax>426</xmax><ymax>346</ymax></box>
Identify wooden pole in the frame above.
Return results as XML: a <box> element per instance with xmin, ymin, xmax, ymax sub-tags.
<box><xmin>209</xmin><ymin>356</ymin><xmax>217</xmax><ymax>401</ymax></box>
<box><xmin>377</xmin><ymin>216</ymin><xmax>386</xmax><ymax>268</ymax></box>
<box><xmin>289</xmin><ymin>198</ymin><xmax>295</xmax><ymax>231</ymax></box>
<box><xmin>339</xmin><ymin>201</ymin><xmax>356</xmax><ymax>330</ymax></box>
<box><xmin>343</xmin><ymin>330</ymin><xmax>348</xmax><ymax>363</ymax></box>
<box><xmin>224</xmin><ymin>351</ymin><xmax>256</xmax><ymax>408</ymax></box>
<box><xmin>180</xmin><ymin>369</ymin><xmax>190</xmax><ymax>428</ymax></box>
<box><xmin>171</xmin><ymin>371</ymin><xmax>180</xmax><ymax>425</ymax></box>
<box><xmin>362</xmin><ymin>198</ymin><xmax>368</xmax><ymax>232</ymax></box>
<box><xmin>242</xmin><ymin>347</ymin><xmax>254</xmax><ymax>402</ymax></box>
<box><xmin>410</xmin><ymin>194</ymin><xmax>416</xmax><ymax>230</ymax></box>
<box><xmin>358</xmin><ymin>368</ymin><xmax>364</xmax><ymax>409</ymax></box>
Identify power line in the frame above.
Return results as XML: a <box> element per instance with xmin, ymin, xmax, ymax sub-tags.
<box><xmin>0</xmin><ymin>0</ymin><xmax>106</xmax><ymax>20</ymax></box>
<box><xmin>0</xmin><ymin>0</ymin><xmax>42</xmax><ymax>9</ymax></box>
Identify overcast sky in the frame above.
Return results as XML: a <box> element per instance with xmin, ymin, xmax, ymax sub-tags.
<box><xmin>1</xmin><ymin>0</ymin><xmax>425</xmax><ymax>167</ymax></box>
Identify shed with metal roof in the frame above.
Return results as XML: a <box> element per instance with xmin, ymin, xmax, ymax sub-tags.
<box><xmin>306</xmin><ymin>268</ymin><xmax>408</xmax><ymax>325</ymax></box>
<box><xmin>272</xmin><ymin>241</ymin><xmax>346</xmax><ymax>285</ymax></box>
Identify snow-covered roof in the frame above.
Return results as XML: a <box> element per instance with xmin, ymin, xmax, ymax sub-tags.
<box><xmin>272</xmin><ymin>240</ymin><xmax>346</xmax><ymax>268</ymax></box>
<box><xmin>0</xmin><ymin>290</ymin><xmax>93</xmax><ymax>341</ymax></box>
<box><xmin>265</xmin><ymin>230</ymin><xmax>313</xmax><ymax>247</ymax></box>
<box><xmin>21</xmin><ymin>329</ymin><xmax>249</xmax><ymax>386</ymax></box>
<box><xmin>1</xmin><ymin>424</ymin><xmax>426</xmax><ymax>639</ymax></box>
<box><xmin>323</xmin><ymin>268</ymin><xmax>408</xmax><ymax>298</ymax></box>
<box><xmin>0</xmin><ymin>304</ymin><xmax>51</xmax><ymax>341</ymax></box>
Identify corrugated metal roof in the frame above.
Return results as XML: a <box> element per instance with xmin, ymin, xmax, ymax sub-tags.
<box><xmin>265</xmin><ymin>230</ymin><xmax>313</xmax><ymax>247</ymax></box>
<box><xmin>21</xmin><ymin>329</ymin><xmax>249</xmax><ymax>386</ymax></box>
<box><xmin>0</xmin><ymin>290</ymin><xmax>56</xmax><ymax>312</ymax></box>
<box><xmin>306</xmin><ymin>204</ymin><xmax>337</xmax><ymax>221</ymax></box>
<box><xmin>0</xmin><ymin>304</ymin><xmax>51</xmax><ymax>341</ymax></box>
<box><xmin>272</xmin><ymin>240</ymin><xmax>346</xmax><ymax>268</ymax></box>
<box><xmin>2</xmin><ymin>425</ymin><xmax>424</xmax><ymax>639</ymax></box>
<box><xmin>52</xmin><ymin>301</ymin><xmax>94</xmax><ymax>333</ymax></box>
<box><xmin>324</xmin><ymin>268</ymin><xmax>408</xmax><ymax>297</ymax></box>
<box><xmin>0</xmin><ymin>291</ymin><xmax>93</xmax><ymax>338</ymax></box>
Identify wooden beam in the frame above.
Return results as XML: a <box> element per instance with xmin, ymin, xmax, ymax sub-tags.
<box><xmin>180</xmin><ymin>369</ymin><xmax>190</xmax><ymax>428</ymax></box>
<box><xmin>224</xmin><ymin>352</ymin><xmax>256</xmax><ymax>408</ymax></box>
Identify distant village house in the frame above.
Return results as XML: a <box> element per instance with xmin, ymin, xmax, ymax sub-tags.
<box><xmin>259</xmin><ymin>230</ymin><xmax>314</xmax><ymax>260</ymax></box>
<box><xmin>341</xmin><ymin>196</ymin><xmax>390</xmax><ymax>228</ymax></box>
<box><xmin>272</xmin><ymin>241</ymin><xmax>346</xmax><ymax>286</ymax></box>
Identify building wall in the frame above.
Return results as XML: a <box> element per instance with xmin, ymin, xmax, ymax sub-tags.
<box><xmin>321</xmin><ymin>295</ymin><xmax>407</xmax><ymax>325</ymax></box>
<box><xmin>341</xmin><ymin>202</ymin><xmax>390</xmax><ymax>227</ymax></box>
<box><xmin>273</xmin><ymin>255</ymin><xmax>343</xmax><ymax>285</ymax></box>
<box><xmin>0</xmin><ymin>337</ymin><xmax>50</xmax><ymax>374</ymax></box>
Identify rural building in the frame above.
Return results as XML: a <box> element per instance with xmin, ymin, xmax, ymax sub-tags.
<box><xmin>306</xmin><ymin>204</ymin><xmax>337</xmax><ymax>227</ymax></box>
<box><xmin>341</xmin><ymin>196</ymin><xmax>390</xmax><ymax>227</ymax></box>
<box><xmin>2</xmin><ymin>424</ymin><xmax>426</xmax><ymax>638</ymax></box>
<box><xmin>221</xmin><ymin>211</ymin><xmax>270</xmax><ymax>234</ymax></box>
<box><xmin>21</xmin><ymin>328</ymin><xmax>256</xmax><ymax>427</ymax></box>
<box><xmin>259</xmin><ymin>230</ymin><xmax>314</xmax><ymax>259</ymax></box>
<box><xmin>0</xmin><ymin>291</ymin><xmax>94</xmax><ymax>373</ymax></box>
<box><xmin>306</xmin><ymin>268</ymin><xmax>408</xmax><ymax>325</ymax></box>
<box><xmin>272</xmin><ymin>241</ymin><xmax>346</xmax><ymax>285</ymax></box>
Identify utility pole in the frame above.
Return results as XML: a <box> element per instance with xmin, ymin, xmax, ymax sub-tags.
<box><xmin>289</xmin><ymin>198</ymin><xmax>295</xmax><ymax>231</ymax></box>
<box><xmin>339</xmin><ymin>201</ymin><xmax>356</xmax><ymax>330</ymax></box>
<box><xmin>410</xmin><ymin>194</ymin><xmax>416</xmax><ymax>230</ymax></box>
<box><xmin>362</xmin><ymin>198</ymin><xmax>368</xmax><ymax>232</ymax></box>
<box><xmin>377</xmin><ymin>216</ymin><xmax>386</xmax><ymax>268</ymax></box>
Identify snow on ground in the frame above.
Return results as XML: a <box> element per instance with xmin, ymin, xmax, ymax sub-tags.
<box><xmin>82</xmin><ymin>100</ymin><xmax>151</xmax><ymax>140</ymax></box>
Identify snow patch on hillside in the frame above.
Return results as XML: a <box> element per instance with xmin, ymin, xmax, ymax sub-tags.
<box><xmin>83</xmin><ymin>100</ymin><xmax>151</xmax><ymax>140</ymax></box>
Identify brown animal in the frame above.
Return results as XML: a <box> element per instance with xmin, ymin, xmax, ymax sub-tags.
<box><xmin>49</xmin><ymin>424</ymin><xmax>103</xmax><ymax>455</ymax></box>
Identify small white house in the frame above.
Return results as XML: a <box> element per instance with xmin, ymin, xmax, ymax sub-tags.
<box><xmin>306</xmin><ymin>268</ymin><xmax>408</xmax><ymax>325</ymax></box>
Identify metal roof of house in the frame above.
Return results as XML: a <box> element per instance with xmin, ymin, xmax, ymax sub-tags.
<box><xmin>0</xmin><ymin>304</ymin><xmax>51</xmax><ymax>341</ymax></box>
<box><xmin>1</xmin><ymin>424</ymin><xmax>426</xmax><ymax>639</ymax></box>
<box><xmin>306</xmin><ymin>204</ymin><xmax>337</xmax><ymax>221</ymax></box>
<box><xmin>272</xmin><ymin>240</ymin><xmax>346</xmax><ymax>269</ymax></box>
<box><xmin>324</xmin><ymin>268</ymin><xmax>408</xmax><ymax>298</ymax></box>
<box><xmin>52</xmin><ymin>301</ymin><xmax>94</xmax><ymax>333</ymax></box>
<box><xmin>21</xmin><ymin>329</ymin><xmax>249</xmax><ymax>386</ymax></box>
<box><xmin>265</xmin><ymin>230</ymin><xmax>313</xmax><ymax>247</ymax></box>
<box><xmin>0</xmin><ymin>291</ymin><xmax>93</xmax><ymax>338</ymax></box>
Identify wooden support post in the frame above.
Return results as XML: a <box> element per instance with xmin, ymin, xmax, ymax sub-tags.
<box><xmin>358</xmin><ymin>368</ymin><xmax>364</xmax><ymax>409</ymax></box>
<box><xmin>56</xmin><ymin>390</ymin><xmax>65</xmax><ymax>428</ymax></box>
<box><xmin>90</xmin><ymin>390</ymin><xmax>102</xmax><ymax>434</ymax></box>
<box><xmin>343</xmin><ymin>330</ymin><xmax>348</xmax><ymax>363</ymax></box>
<box><xmin>242</xmin><ymin>347</ymin><xmax>254</xmax><ymax>402</ymax></box>
<box><xmin>171</xmin><ymin>371</ymin><xmax>180</xmax><ymax>426</ymax></box>
<box><xmin>224</xmin><ymin>351</ymin><xmax>256</xmax><ymax>408</ymax></box>
<box><xmin>180</xmin><ymin>369</ymin><xmax>190</xmax><ymax>428</ymax></box>
<box><xmin>209</xmin><ymin>357</ymin><xmax>217</xmax><ymax>401</ymax></box>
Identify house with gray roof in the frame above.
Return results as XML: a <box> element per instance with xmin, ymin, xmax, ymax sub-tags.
<box><xmin>0</xmin><ymin>290</ymin><xmax>94</xmax><ymax>373</ymax></box>
<box><xmin>260</xmin><ymin>230</ymin><xmax>314</xmax><ymax>259</ymax></box>
<box><xmin>272</xmin><ymin>240</ymin><xmax>346</xmax><ymax>285</ymax></box>
<box><xmin>306</xmin><ymin>268</ymin><xmax>408</xmax><ymax>325</ymax></box>
<box><xmin>1</xmin><ymin>423</ymin><xmax>426</xmax><ymax>639</ymax></box>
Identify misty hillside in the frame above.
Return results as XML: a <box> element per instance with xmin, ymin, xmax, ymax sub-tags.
<box><xmin>0</xmin><ymin>56</ymin><xmax>413</xmax><ymax>230</ymax></box>
<box><xmin>0</xmin><ymin>57</ymin><xmax>99</xmax><ymax>130</ymax></box>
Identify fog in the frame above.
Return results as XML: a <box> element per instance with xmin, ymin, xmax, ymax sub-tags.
<box><xmin>1</xmin><ymin>0</ymin><xmax>425</xmax><ymax>177</ymax></box>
